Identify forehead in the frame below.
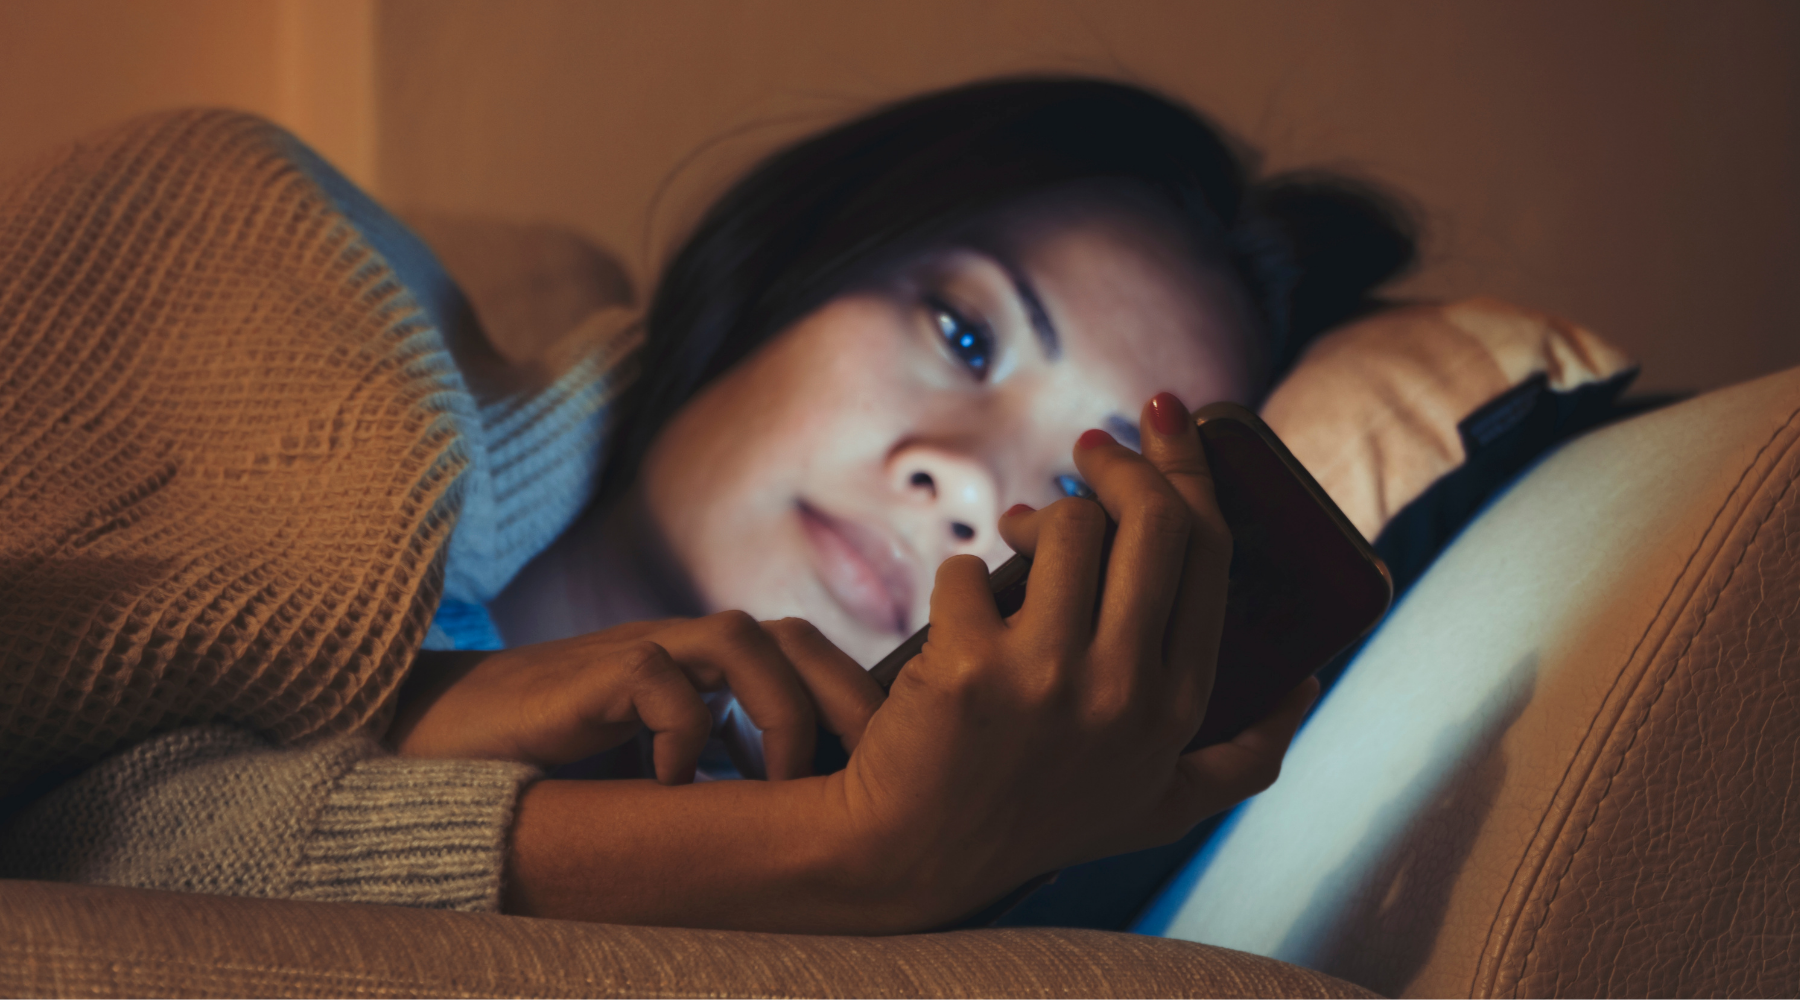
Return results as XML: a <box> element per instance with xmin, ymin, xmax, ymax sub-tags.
<box><xmin>1002</xmin><ymin>203</ymin><xmax>1260</xmax><ymax>408</ymax></box>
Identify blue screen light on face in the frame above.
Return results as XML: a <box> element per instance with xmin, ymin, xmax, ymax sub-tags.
<box><xmin>1106</xmin><ymin>414</ymin><xmax>1143</xmax><ymax>451</ymax></box>
<box><xmin>1056</xmin><ymin>474</ymin><xmax>1096</xmax><ymax>500</ymax></box>
<box><xmin>1051</xmin><ymin>417</ymin><xmax>1139</xmax><ymax>500</ymax></box>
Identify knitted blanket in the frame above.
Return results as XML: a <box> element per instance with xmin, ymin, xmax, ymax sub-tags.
<box><xmin>0</xmin><ymin>110</ymin><xmax>469</xmax><ymax>799</ymax></box>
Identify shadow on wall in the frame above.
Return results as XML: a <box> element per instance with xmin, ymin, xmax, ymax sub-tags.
<box><xmin>1282</xmin><ymin>653</ymin><xmax>1538</xmax><ymax>998</ymax></box>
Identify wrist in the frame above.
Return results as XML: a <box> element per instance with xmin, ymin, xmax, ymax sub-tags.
<box><xmin>386</xmin><ymin>649</ymin><xmax>493</xmax><ymax>755</ymax></box>
<box><xmin>806</xmin><ymin>772</ymin><xmax>943</xmax><ymax>933</ymax></box>
<box><xmin>735</xmin><ymin>772</ymin><xmax>964</xmax><ymax>934</ymax></box>
<box><xmin>503</xmin><ymin>774</ymin><xmax>950</xmax><ymax>933</ymax></box>
<box><xmin>813</xmin><ymin>771</ymin><xmax>1022</xmax><ymax>933</ymax></box>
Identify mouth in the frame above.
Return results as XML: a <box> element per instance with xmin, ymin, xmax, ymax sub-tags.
<box><xmin>796</xmin><ymin>500</ymin><xmax>915</xmax><ymax>637</ymax></box>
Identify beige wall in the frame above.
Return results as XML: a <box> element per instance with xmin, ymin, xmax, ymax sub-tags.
<box><xmin>0</xmin><ymin>0</ymin><xmax>377</xmax><ymax>189</ymax></box>
<box><xmin>3</xmin><ymin>0</ymin><xmax>1796</xmax><ymax>393</ymax></box>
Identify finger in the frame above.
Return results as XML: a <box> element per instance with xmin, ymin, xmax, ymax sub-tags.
<box><xmin>762</xmin><ymin>618</ymin><xmax>885</xmax><ymax>752</ymax></box>
<box><xmin>663</xmin><ymin>611</ymin><xmax>818</xmax><ymax>781</ymax></box>
<box><xmin>1008</xmin><ymin>496</ymin><xmax>1107</xmax><ymax>651</ymax></box>
<box><xmin>1139</xmin><ymin>393</ymin><xmax>1231</xmax><ymax>701</ymax></box>
<box><xmin>1070</xmin><ymin>428</ymin><xmax>1191</xmax><ymax>664</ymax></box>
<box><xmin>927</xmin><ymin>553</ymin><xmax>1005</xmax><ymax>639</ymax></box>
<box><xmin>1165</xmin><ymin>676</ymin><xmax>1320</xmax><ymax>825</ymax></box>
<box><xmin>1228</xmin><ymin>675</ymin><xmax>1320</xmax><ymax>761</ymax></box>
<box><xmin>586</xmin><ymin>618</ymin><xmax>692</xmax><ymax>646</ymax></box>
<box><xmin>618</xmin><ymin>642</ymin><xmax>713</xmax><ymax>786</ymax></box>
<box><xmin>995</xmin><ymin>502</ymin><xmax>1040</xmax><ymax>558</ymax></box>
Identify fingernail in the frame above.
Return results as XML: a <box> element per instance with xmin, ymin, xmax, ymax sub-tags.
<box><xmin>1149</xmin><ymin>392</ymin><xmax>1187</xmax><ymax>435</ymax></box>
<box><xmin>1076</xmin><ymin>428</ymin><xmax>1116</xmax><ymax>450</ymax></box>
<box><xmin>1003</xmin><ymin>503</ymin><xmax>1035</xmax><ymax>517</ymax></box>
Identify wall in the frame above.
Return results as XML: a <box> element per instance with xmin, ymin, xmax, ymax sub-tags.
<box><xmin>2</xmin><ymin>1</ymin><xmax>1795</xmax><ymax>393</ymax></box>
<box><xmin>375</xmin><ymin>0</ymin><xmax>1800</xmax><ymax>394</ymax></box>
<box><xmin>0</xmin><ymin>0</ymin><xmax>377</xmax><ymax>190</ymax></box>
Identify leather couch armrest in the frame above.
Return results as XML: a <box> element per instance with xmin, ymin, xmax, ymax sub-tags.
<box><xmin>0</xmin><ymin>880</ymin><xmax>1377</xmax><ymax>998</ymax></box>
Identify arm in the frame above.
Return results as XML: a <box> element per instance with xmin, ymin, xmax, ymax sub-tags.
<box><xmin>503</xmin><ymin>776</ymin><xmax>905</xmax><ymax>932</ymax></box>
<box><xmin>0</xmin><ymin>725</ymin><xmax>537</xmax><ymax>911</ymax></box>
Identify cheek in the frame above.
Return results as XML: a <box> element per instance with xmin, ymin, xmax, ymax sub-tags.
<box><xmin>636</xmin><ymin>300</ymin><xmax>916</xmax><ymax>610</ymax></box>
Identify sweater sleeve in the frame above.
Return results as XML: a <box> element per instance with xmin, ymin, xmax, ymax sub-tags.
<box><xmin>0</xmin><ymin>725</ymin><xmax>539</xmax><ymax>911</ymax></box>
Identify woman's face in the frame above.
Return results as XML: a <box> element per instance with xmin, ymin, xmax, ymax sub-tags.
<box><xmin>635</xmin><ymin>202</ymin><xmax>1260</xmax><ymax>666</ymax></box>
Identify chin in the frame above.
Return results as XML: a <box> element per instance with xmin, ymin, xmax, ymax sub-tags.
<box><xmin>771</xmin><ymin>586</ymin><xmax>901</xmax><ymax>669</ymax></box>
<box><xmin>699</xmin><ymin>555</ymin><xmax>897</xmax><ymax>670</ymax></box>
<box><xmin>815</xmin><ymin>616</ymin><xmax>901</xmax><ymax>670</ymax></box>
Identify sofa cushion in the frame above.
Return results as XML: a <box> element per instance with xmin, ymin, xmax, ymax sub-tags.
<box><xmin>1142</xmin><ymin>364</ymin><xmax>1800</xmax><ymax>997</ymax></box>
<box><xmin>0</xmin><ymin>879</ymin><xmax>1376</xmax><ymax>999</ymax></box>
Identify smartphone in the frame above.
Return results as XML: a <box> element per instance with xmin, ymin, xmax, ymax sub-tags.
<box><xmin>863</xmin><ymin>402</ymin><xmax>1392</xmax><ymax>751</ymax></box>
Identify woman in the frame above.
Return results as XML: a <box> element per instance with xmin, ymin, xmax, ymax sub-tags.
<box><xmin>395</xmin><ymin>76</ymin><xmax>1414</xmax><ymax>929</ymax></box>
<box><xmin>1</xmin><ymin>77</ymin><xmax>1413</xmax><ymax>932</ymax></box>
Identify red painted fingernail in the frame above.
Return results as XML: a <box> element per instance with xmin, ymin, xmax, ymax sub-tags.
<box><xmin>1149</xmin><ymin>392</ymin><xmax>1187</xmax><ymax>435</ymax></box>
<box><xmin>1076</xmin><ymin>428</ymin><xmax>1116</xmax><ymax>450</ymax></box>
<box><xmin>1003</xmin><ymin>503</ymin><xmax>1035</xmax><ymax>517</ymax></box>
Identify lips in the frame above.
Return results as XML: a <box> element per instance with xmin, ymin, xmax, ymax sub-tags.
<box><xmin>796</xmin><ymin>500</ymin><xmax>915</xmax><ymax>636</ymax></box>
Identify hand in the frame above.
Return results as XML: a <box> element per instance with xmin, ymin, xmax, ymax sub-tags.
<box><xmin>833</xmin><ymin>391</ymin><xmax>1319</xmax><ymax>924</ymax></box>
<box><xmin>497</xmin><ymin>392</ymin><xmax>1314</xmax><ymax>934</ymax></box>
<box><xmin>388</xmin><ymin>613</ymin><xmax>883</xmax><ymax>783</ymax></box>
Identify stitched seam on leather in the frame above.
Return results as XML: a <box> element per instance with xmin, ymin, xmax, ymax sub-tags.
<box><xmin>1503</xmin><ymin>401</ymin><xmax>1800</xmax><ymax>996</ymax></box>
<box><xmin>1465</xmin><ymin>410</ymin><xmax>1783</xmax><ymax>998</ymax></box>
<box><xmin>1538</xmin><ymin>457</ymin><xmax>1799</xmax><ymax>970</ymax></box>
<box><xmin>1469</xmin><ymin>507</ymin><xmax>1724</xmax><ymax>996</ymax></box>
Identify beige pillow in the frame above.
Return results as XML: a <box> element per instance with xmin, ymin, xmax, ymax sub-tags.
<box><xmin>1262</xmin><ymin>296</ymin><xmax>1637</xmax><ymax>545</ymax></box>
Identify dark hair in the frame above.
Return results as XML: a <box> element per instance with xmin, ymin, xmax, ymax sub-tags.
<box><xmin>603</xmin><ymin>76</ymin><xmax>1416</xmax><ymax>498</ymax></box>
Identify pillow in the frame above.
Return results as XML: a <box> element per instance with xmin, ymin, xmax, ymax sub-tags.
<box><xmin>399</xmin><ymin>213</ymin><xmax>636</xmax><ymax>369</ymax></box>
<box><xmin>1261</xmin><ymin>296</ymin><xmax>1638</xmax><ymax>594</ymax></box>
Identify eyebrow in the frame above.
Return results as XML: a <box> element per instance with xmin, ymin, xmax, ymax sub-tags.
<box><xmin>980</xmin><ymin>250</ymin><xmax>1137</xmax><ymax>450</ymax></box>
<box><xmin>995</xmin><ymin>259</ymin><xmax>1061</xmax><ymax>361</ymax></box>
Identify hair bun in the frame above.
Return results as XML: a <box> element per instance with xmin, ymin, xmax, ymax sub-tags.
<box><xmin>1237</xmin><ymin>172</ymin><xmax>1420</xmax><ymax>370</ymax></box>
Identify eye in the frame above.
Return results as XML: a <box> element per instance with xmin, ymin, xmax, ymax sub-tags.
<box><xmin>1055</xmin><ymin>474</ymin><xmax>1095</xmax><ymax>500</ymax></box>
<box><xmin>926</xmin><ymin>296</ymin><xmax>994</xmax><ymax>380</ymax></box>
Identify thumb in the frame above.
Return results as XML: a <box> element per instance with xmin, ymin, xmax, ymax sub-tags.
<box><xmin>994</xmin><ymin>502</ymin><xmax>1043</xmax><ymax>560</ymax></box>
<box><xmin>1165</xmin><ymin>676</ymin><xmax>1319</xmax><ymax>829</ymax></box>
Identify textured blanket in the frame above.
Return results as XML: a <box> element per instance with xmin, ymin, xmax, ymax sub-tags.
<box><xmin>0</xmin><ymin>110</ymin><xmax>468</xmax><ymax>799</ymax></box>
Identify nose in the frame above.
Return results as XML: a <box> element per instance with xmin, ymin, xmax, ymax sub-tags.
<box><xmin>888</xmin><ymin>443</ymin><xmax>1001</xmax><ymax>557</ymax></box>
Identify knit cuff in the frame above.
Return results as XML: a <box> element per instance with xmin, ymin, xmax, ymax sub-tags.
<box><xmin>293</xmin><ymin>755</ymin><xmax>540</xmax><ymax>911</ymax></box>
